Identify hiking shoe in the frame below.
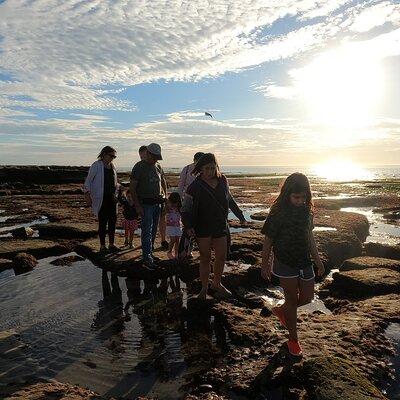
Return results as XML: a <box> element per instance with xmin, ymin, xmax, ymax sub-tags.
<box><xmin>272</xmin><ymin>306</ymin><xmax>286</xmax><ymax>328</ymax></box>
<box><xmin>287</xmin><ymin>340</ymin><xmax>303</xmax><ymax>357</ymax></box>
<box><xmin>161</xmin><ymin>240</ymin><xmax>169</xmax><ymax>250</ymax></box>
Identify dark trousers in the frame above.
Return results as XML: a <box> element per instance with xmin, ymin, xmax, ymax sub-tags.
<box><xmin>98</xmin><ymin>196</ymin><xmax>117</xmax><ymax>246</ymax></box>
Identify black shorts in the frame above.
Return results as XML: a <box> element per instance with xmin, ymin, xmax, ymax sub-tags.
<box><xmin>195</xmin><ymin>225</ymin><xmax>228</xmax><ymax>239</ymax></box>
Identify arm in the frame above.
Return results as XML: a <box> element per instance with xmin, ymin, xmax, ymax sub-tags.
<box><xmin>261</xmin><ymin>236</ymin><xmax>273</xmax><ymax>280</ymax></box>
<box><xmin>310</xmin><ymin>231</ymin><xmax>325</xmax><ymax>276</ymax></box>
<box><xmin>83</xmin><ymin>163</ymin><xmax>96</xmax><ymax>206</ymax></box>
<box><xmin>129</xmin><ymin>178</ymin><xmax>143</xmax><ymax>217</ymax></box>
<box><xmin>178</xmin><ymin>166</ymin><xmax>187</xmax><ymax>196</ymax></box>
<box><xmin>228</xmin><ymin>192</ymin><xmax>246</xmax><ymax>222</ymax></box>
<box><xmin>161</xmin><ymin>173</ymin><xmax>168</xmax><ymax>199</ymax></box>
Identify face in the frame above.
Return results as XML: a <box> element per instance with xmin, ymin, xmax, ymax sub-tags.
<box><xmin>139</xmin><ymin>150</ymin><xmax>147</xmax><ymax>161</ymax></box>
<box><xmin>200</xmin><ymin>162</ymin><xmax>217</xmax><ymax>179</ymax></box>
<box><xmin>290</xmin><ymin>192</ymin><xmax>307</xmax><ymax>207</ymax></box>
<box><xmin>146</xmin><ymin>151</ymin><xmax>158</xmax><ymax>164</ymax></box>
<box><xmin>103</xmin><ymin>151</ymin><xmax>116</xmax><ymax>164</ymax></box>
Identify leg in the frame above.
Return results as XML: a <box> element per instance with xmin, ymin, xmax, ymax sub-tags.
<box><xmin>129</xmin><ymin>229</ymin><xmax>134</xmax><ymax>247</ymax></box>
<box><xmin>197</xmin><ymin>237</ymin><xmax>212</xmax><ymax>299</ymax></box>
<box><xmin>159</xmin><ymin>206</ymin><xmax>167</xmax><ymax>243</ymax></box>
<box><xmin>298</xmin><ymin>278</ymin><xmax>315</xmax><ymax>306</ymax></box>
<box><xmin>141</xmin><ymin>205</ymin><xmax>153</xmax><ymax>261</ymax></box>
<box><xmin>124</xmin><ymin>226</ymin><xmax>129</xmax><ymax>246</ymax></box>
<box><xmin>167</xmin><ymin>237</ymin><xmax>174</xmax><ymax>259</ymax></box>
<box><xmin>279</xmin><ymin>277</ymin><xmax>300</xmax><ymax>342</ymax></box>
<box><xmin>108</xmin><ymin>205</ymin><xmax>117</xmax><ymax>246</ymax></box>
<box><xmin>173</xmin><ymin>236</ymin><xmax>180</xmax><ymax>257</ymax></box>
<box><xmin>210</xmin><ymin>236</ymin><xmax>228</xmax><ymax>291</ymax></box>
<box><xmin>98</xmin><ymin>204</ymin><xmax>107</xmax><ymax>248</ymax></box>
<box><xmin>151</xmin><ymin>204</ymin><xmax>161</xmax><ymax>248</ymax></box>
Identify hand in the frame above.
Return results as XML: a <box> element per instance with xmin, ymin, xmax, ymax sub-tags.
<box><xmin>186</xmin><ymin>228</ymin><xmax>195</xmax><ymax>238</ymax></box>
<box><xmin>316</xmin><ymin>260</ymin><xmax>325</xmax><ymax>277</ymax></box>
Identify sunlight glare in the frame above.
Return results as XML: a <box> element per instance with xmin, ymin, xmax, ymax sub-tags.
<box><xmin>313</xmin><ymin>160</ymin><xmax>374</xmax><ymax>181</ymax></box>
<box><xmin>295</xmin><ymin>44</ymin><xmax>384</xmax><ymax>129</ymax></box>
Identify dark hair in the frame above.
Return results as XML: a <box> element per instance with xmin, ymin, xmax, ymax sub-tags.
<box><xmin>168</xmin><ymin>191</ymin><xmax>182</xmax><ymax>211</ymax></box>
<box><xmin>270</xmin><ymin>173</ymin><xmax>313</xmax><ymax>215</ymax></box>
<box><xmin>98</xmin><ymin>146</ymin><xmax>116</xmax><ymax>159</ymax></box>
<box><xmin>192</xmin><ymin>153</ymin><xmax>221</xmax><ymax>177</ymax></box>
<box><xmin>138</xmin><ymin>145</ymin><xmax>147</xmax><ymax>153</ymax></box>
<box><xmin>193</xmin><ymin>152</ymin><xmax>204</xmax><ymax>162</ymax></box>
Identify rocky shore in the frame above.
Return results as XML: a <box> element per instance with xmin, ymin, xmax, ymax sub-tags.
<box><xmin>0</xmin><ymin>166</ymin><xmax>399</xmax><ymax>399</ymax></box>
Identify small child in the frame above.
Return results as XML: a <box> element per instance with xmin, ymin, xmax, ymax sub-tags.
<box><xmin>118</xmin><ymin>187</ymin><xmax>139</xmax><ymax>248</ymax></box>
<box><xmin>261</xmin><ymin>173</ymin><xmax>325</xmax><ymax>357</ymax></box>
<box><xmin>165</xmin><ymin>192</ymin><xmax>182</xmax><ymax>259</ymax></box>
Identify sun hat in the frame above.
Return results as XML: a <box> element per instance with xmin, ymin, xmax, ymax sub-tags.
<box><xmin>147</xmin><ymin>143</ymin><xmax>162</xmax><ymax>160</ymax></box>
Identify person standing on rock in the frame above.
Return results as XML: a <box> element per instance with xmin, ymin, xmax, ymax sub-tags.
<box><xmin>84</xmin><ymin>146</ymin><xmax>119</xmax><ymax>253</ymax></box>
<box><xmin>178</xmin><ymin>152</ymin><xmax>204</xmax><ymax>198</ymax></box>
<box><xmin>130</xmin><ymin>143</ymin><xmax>167</xmax><ymax>267</ymax></box>
<box><xmin>260</xmin><ymin>172</ymin><xmax>325</xmax><ymax>357</ymax></box>
<box><xmin>181</xmin><ymin>153</ymin><xmax>246</xmax><ymax>299</ymax></box>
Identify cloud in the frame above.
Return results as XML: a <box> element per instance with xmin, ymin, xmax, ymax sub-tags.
<box><xmin>0</xmin><ymin>0</ymin><xmax>358</xmax><ymax>111</ymax></box>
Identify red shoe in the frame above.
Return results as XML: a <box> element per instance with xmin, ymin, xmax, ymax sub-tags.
<box><xmin>272</xmin><ymin>306</ymin><xmax>286</xmax><ymax>328</ymax></box>
<box><xmin>287</xmin><ymin>340</ymin><xmax>303</xmax><ymax>357</ymax></box>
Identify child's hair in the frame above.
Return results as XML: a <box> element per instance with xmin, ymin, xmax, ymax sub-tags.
<box><xmin>269</xmin><ymin>173</ymin><xmax>313</xmax><ymax>215</ymax></box>
<box><xmin>192</xmin><ymin>153</ymin><xmax>221</xmax><ymax>177</ymax></box>
<box><xmin>168</xmin><ymin>192</ymin><xmax>182</xmax><ymax>211</ymax></box>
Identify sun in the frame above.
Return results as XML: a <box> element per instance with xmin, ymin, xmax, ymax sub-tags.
<box><xmin>313</xmin><ymin>159</ymin><xmax>374</xmax><ymax>182</ymax></box>
<box><xmin>294</xmin><ymin>44</ymin><xmax>384</xmax><ymax>129</ymax></box>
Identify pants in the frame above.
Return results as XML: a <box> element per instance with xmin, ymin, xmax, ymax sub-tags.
<box><xmin>141</xmin><ymin>204</ymin><xmax>161</xmax><ymax>261</ymax></box>
<box><xmin>98</xmin><ymin>197</ymin><xmax>117</xmax><ymax>246</ymax></box>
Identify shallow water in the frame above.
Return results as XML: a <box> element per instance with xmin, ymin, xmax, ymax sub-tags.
<box><xmin>341</xmin><ymin>207</ymin><xmax>400</xmax><ymax>245</ymax></box>
<box><xmin>383</xmin><ymin>323</ymin><xmax>400</xmax><ymax>399</ymax></box>
<box><xmin>0</xmin><ymin>215</ymin><xmax>49</xmax><ymax>234</ymax></box>
<box><xmin>0</xmin><ymin>256</ymin><xmax>226</xmax><ymax>399</ymax></box>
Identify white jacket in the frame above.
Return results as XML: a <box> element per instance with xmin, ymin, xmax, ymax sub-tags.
<box><xmin>83</xmin><ymin>160</ymin><xmax>118</xmax><ymax>216</ymax></box>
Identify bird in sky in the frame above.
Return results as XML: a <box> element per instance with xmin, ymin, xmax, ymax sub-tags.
<box><xmin>204</xmin><ymin>112</ymin><xmax>213</xmax><ymax>118</ymax></box>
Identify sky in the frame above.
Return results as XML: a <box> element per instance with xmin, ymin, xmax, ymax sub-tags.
<box><xmin>0</xmin><ymin>0</ymin><xmax>399</xmax><ymax>168</ymax></box>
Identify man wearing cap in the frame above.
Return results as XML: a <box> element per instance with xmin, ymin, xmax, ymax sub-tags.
<box><xmin>130</xmin><ymin>143</ymin><xmax>167</xmax><ymax>266</ymax></box>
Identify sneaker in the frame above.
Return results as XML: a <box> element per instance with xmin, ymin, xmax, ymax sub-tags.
<box><xmin>272</xmin><ymin>306</ymin><xmax>286</xmax><ymax>328</ymax></box>
<box><xmin>161</xmin><ymin>240</ymin><xmax>169</xmax><ymax>250</ymax></box>
<box><xmin>287</xmin><ymin>340</ymin><xmax>303</xmax><ymax>357</ymax></box>
<box><xmin>108</xmin><ymin>244</ymin><xmax>120</xmax><ymax>252</ymax></box>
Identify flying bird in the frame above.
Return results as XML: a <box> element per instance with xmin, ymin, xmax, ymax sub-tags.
<box><xmin>205</xmin><ymin>112</ymin><xmax>213</xmax><ymax>118</ymax></box>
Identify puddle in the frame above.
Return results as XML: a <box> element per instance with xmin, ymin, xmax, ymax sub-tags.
<box><xmin>341</xmin><ymin>207</ymin><xmax>400</xmax><ymax>245</ymax></box>
<box><xmin>0</xmin><ymin>216</ymin><xmax>49</xmax><ymax>234</ymax></box>
<box><xmin>0</xmin><ymin>257</ymin><xmax>226</xmax><ymax>399</ymax></box>
<box><xmin>230</xmin><ymin>227</ymin><xmax>252</xmax><ymax>233</ymax></box>
<box><xmin>230</xmin><ymin>206</ymin><xmax>269</xmax><ymax>222</ymax></box>
<box><xmin>383</xmin><ymin>323</ymin><xmax>400</xmax><ymax>399</ymax></box>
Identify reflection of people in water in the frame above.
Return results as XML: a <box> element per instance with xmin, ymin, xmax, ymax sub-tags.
<box><xmin>91</xmin><ymin>271</ymin><xmax>126</xmax><ymax>351</ymax></box>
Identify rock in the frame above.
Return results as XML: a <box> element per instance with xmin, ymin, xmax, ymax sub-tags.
<box><xmin>11</xmin><ymin>226</ymin><xmax>34</xmax><ymax>238</ymax></box>
<box><xmin>298</xmin><ymin>356</ymin><xmax>387</xmax><ymax>399</ymax></box>
<box><xmin>0</xmin><ymin>239</ymin><xmax>68</xmax><ymax>259</ymax></box>
<box><xmin>0</xmin><ymin>258</ymin><xmax>13</xmax><ymax>272</ymax></box>
<box><xmin>341</xmin><ymin>256</ymin><xmax>400</xmax><ymax>272</ymax></box>
<box><xmin>365</xmin><ymin>242</ymin><xmax>400</xmax><ymax>260</ymax></box>
<box><xmin>83</xmin><ymin>359</ymin><xmax>97</xmax><ymax>368</ymax></box>
<box><xmin>328</xmin><ymin>268</ymin><xmax>400</xmax><ymax>299</ymax></box>
<box><xmin>38</xmin><ymin>222</ymin><xmax>98</xmax><ymax>239</ymax></box>
<box><xmin>185</xmin><ymin>393</ymin><xmax>229</xmax><ymax>400</ymax></box>
<box><xmin>12</xmin><ymin>252</ymin><xmax>38</xmax><ymax>273</ymax></box>
<box><xmin>249</xmin><ymin>211</ymin><xmax>268</xmax><ymax>221</ymax></box>
<box><xmin>0</xmin><ymin>381</ymin><xmax>106</xmax><ymax>400</ymax></box>
<box><xmin>50</xmin><ymin>254</ymin><xmax>85</xmax><ymax>266</ymax></box>
<box><xmin>198</xmin><ymin>384</ymin><xmax>214</xmax><ymax>393</ymax></box>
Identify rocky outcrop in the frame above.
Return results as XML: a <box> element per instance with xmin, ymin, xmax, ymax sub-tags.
<box><xmin>38</xmin><ymin>222</ymin><xmax>98</xmax><ymax>239</ymax></box>
<box><xmin>341</xmin><ymin>256</ymin><xmax>400</xmax><ymax>272</ymax></box>
<box><xmin>0</xmin><ymin>239</ymin><xmax>69</xmax><ymax>259</ymax></box>
<box><xmin>365</xmin><ymin>242</ymin><xmax>400</xmax><ymax>260</ymax></box>
<box><xmin>328</xmin><ymin>268</ymin><xmax>400</xmax><ymax>299</ymax></box>
<box><xmin>12</xmin><ymin>252</ymin><xmax>38</xmax><ymax>273</ymax></box>
<box><xmin>11</xmin><ymin>226</ymin><xmax>34</xmax><ymax>238</ymax></box>
<box><xmin>50</xmin><ymin>254</ymin><xmax>85</xmax><ymax>266</ymax></box>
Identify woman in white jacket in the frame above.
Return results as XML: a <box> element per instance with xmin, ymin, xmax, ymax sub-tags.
<box><xmin>84</xmin><ymin>146</ymin><xmax>119</xmax><ymax>253</ymax></box>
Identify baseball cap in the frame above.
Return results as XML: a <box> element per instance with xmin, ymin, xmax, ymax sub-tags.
<box><xmin>147</xmin><ymin>143</ymin><xmax>162</xmax><ymax>160</ymax></box>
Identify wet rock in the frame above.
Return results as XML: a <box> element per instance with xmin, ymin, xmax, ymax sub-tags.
<box><xmin>83</xmin><ymin>359</ymin><xmax>97</xmax><ymax>369</ymax></box>
<box><xmin>38</xmin><ymin>222</ymin><xmax>98</xmax><ymax>239</ymax></box>
<box><xmin>328</xmin><ymin>268</ymin><xmax>400</xmax><ymax>299</ymax></box>
<box><xmin>365</xmin><ymin>242</ymin><xmax>400</xmax><ymax>260</ymax></box>
<box><xmin>0</xmin><ymin>239</ymin><xmax>68</xmax><ymax>259</ymax></box>
<box><xmin>298</xmin><ymin>356</ymin><xmax>387</xmax><ymax>399</ymax></box>
<box><xmin>314</xmin><ymin>230</ymin><xmax>362</xmax><ymax>269</ymax></box>
<box><xmin>50</xmin><ymin>254</ymin><xmax>85</xmax><ymax>266</ymax></box>
<box><xmin>11</xmin><ymin>226</ymin><xmax>34</xmax><ymax>239</ymax></box>
<box><xmin>185</xmin><ymin>393</ymin><xmax>229</xmax><ymax>400</ymax></box>
<box><xmin>12</xmin><ymin>252</ymin><xmax>38</xmax><ymax>273</ymax></box>
<box><xmin>249</xmin><ymin>211</ymin><xmax>268</xmax><ymax>221</ymax></box>
<box><xmin>0</xmin><ymin>381</ymin><xmax>106</xmax><ymax>400</ymax></box>
<box><xmin>341</xmin><ymin>256</ymin><xmax>400</xmax><ymax>272</ymax></box>
<box><xmin>0</xmin><ymin>257</ymin><xmax>13</xmax><ymax>271</ymax></box>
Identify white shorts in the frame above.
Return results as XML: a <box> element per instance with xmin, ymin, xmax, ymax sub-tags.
<box><xmin>166</xmin><ymin>226</ymin><xmax>182</xmax><ymax>238</ymax></box>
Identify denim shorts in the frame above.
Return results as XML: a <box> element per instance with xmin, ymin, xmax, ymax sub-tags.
<box><xmin>272</xmin><ymin>257</ymin><xmax>315</xmax><ymax>281</ymax></box>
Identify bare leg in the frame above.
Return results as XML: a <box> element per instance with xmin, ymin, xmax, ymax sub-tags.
<box><xmin>159</xmin><ymin>209</ymin><xmax>167</xmax><ymax>243</ymax></box>
<box><xmin>197</xmin><ymin>237</ymin><xmax>212</xmax><ymax>299</ymax></box>
<box><xmin>279</xmin><ymin>278</ymin><xmax>300</xmax><ymax>342</ymax></box>
<box><xmin>173</xmin><ymin>237</ymin><xmax>180</xmax><ymax>258</ymax></box>
<box><xmin>210</xmin><ymin>236</ymin><xmax>230</xmax><ymax>296</ymax></box>
<box><xmin>298</xmin><ymin>278</ymin><xmax>314</xmax><ymax>306</ymax></box>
